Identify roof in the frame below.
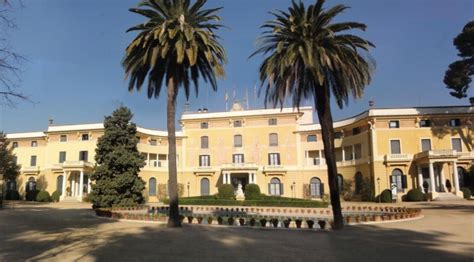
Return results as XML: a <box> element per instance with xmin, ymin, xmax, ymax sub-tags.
<box><xmin>181</xmin><ymin>106</ymin><xmax>312</xmax><ymax>120</ymax></box>
<box><xmin>6</xmin><ymin>132</ymin><xmax>45</xmax><ymax>139</ymax></box>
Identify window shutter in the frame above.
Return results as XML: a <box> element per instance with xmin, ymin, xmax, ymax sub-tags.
<box><xmin>402</xmin><ymin>175</ymin><xmax>407</xmax><ymax>189</ymax></box>
<box><xmin>280</xmin><ymin>183</ymin><xmax>284</xmax><ymax>195</ymax></box>
<box><xmin>242</xmin><ymin>154</ymin><xmax>245</xmax><ymax>163</ymax></box>
<box><xmin>277</xmin><ymin>154</ymin><xmax>281</xmax><ymax>165</ymax></box>
<box><xmin>320</xmin><ymin>183</ymin><xmax>324</xmax><ymax>196</ymax></box>
<box><xmin>268</xmin><ymin>183</ymin><xmax>271</xmax><ymax>195</ymax></box>
<box><xmin>208</xmin><ymin>155</ymin><xmax>211</xmax><ymax>166</ymax></box>
<box><xmin>268</xmin><ymin>154</ymin><xmax>271</xmax><ymax>165</ymax></box>
<box><xmin>199</xmin><ymin>156</ymin><xmax>202</xmax><ymax>166</ymax></box>
<box><xmin>389</xmin><ymin>175</ymin><xmax>394</xmax><ymax>184</ymax></box>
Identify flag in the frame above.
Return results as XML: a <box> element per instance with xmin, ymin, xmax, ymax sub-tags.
<box><xmin>232</xmin><ymin>87</ymin><xmax>236</xmax><ymax>100</ymax></box>
<box><xmin>225</xmin><ymin>91</ymin><xmax>228</xmax><ymax>102</ymax></box>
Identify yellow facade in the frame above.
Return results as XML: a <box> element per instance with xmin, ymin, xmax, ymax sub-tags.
<box><xmin>5</xmin><ymin>104</ymin><xmax>473</xmax><ymax>201</ymax></box>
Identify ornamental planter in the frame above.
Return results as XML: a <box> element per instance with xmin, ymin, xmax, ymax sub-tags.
<box><xmin>179</xmin><ymin>215</ymin><xmax>185</xmax><ymax>224</ymax></box>
<box><xmin>283</xmin><ymin>219</ymin><xmax>291</xmax><ymax>228</ymax></box>
<box><xmin>318</xmin><ymin>220</ymin><xmax>326</xmax><ymax>230</ymax></box>
<box><xmin>295</xmin><ymin>219</ymin><xmax>302</xmax><ymax>228</ymax></box>
<box><xmin>249</xmin><ymin>218</ymin><xmax>256</xmax><ymax>227</ymax></box>
<box><xmin>260</xmin><ymin>219</ymin><xmax>267</xmax><ymax>227</ymax></box>
<box><xmin>239</xmin><ymin>218</ymin><xmax>245</xmax><ymax>226</ymax></box>
<box><xmin>187</xmin><ymin>216</ymin><xmax>194</xmax><ymax>224</ymax></box>
<box><xmin>306</xmin><ymin>220</ymin><xmax>314</xmax><ymax>229</ymax></box>
<box><xmin>271</xmin><ymin>219</ymin><xmax>279</xmax><ymax>228</ymax></box>
<box><xmin>346</xmin><ymin>216</ymin><xmax>352</xmax><ymax>224</ymax></box>
<box><xmin>355</xmin><ymin>216</ymin><xmax>360</xmax><ymax>223</ymax></box>
<box><xmin>197</xmin><ymin>217</ymin><xmax>203</xmax><ymax>224</ymax></box>
<box><xmin>207</xmin><ymin>217</ymin><xmax>213</xmax><ymax>225</ymax></box>
<box><xmin>228</xmin><ymin>217</ymin><xmax>235</xmax><ymax>226</ymax></box>
<box><xmin>217</xmin><ymin>217</ymin><xmax>223</xmax><ymax>225</ymax></box>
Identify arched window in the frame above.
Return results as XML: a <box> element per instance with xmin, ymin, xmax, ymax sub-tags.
<box><xmin>269</xmin><ymin>177</ymin><xmax>283</xmax><ymax>196</ymax></box>
<box><xmin>26</xmin><ymin>177</ymin><xmax>36</xmax><ymax>192</ymax></box>
<box><xmin>56</xmin><ymin>175</ymin><xmax>64</xmax><ymax>194</ymax></box>
<box><xmin>149</xmin><ymin>178</ymin><xmax>157</xmax><ymax>196</ymax></box>
<box><xmin>457</xmin><ymin>167</ymin><xmax>466</xmax><ymax>188</ymax></box>
<box><xmin>201</xmin><ymin>136</ymin><xmax>209</xmax><ymax>149</ymax></box>
<box><xmin>355</xmin><ymin>172</ymin><xmax>363</xmax><ymax>194</ymax></box>
<box><xmin>390</xmin><ymin>169</ymin><xmax>406</xmax><ymax>192</ymax></box>
<box><xmin>309</xmin><ymin>177</ymin><xmax>323</xmax><ymax>197</ymax></box>
<box><xmin>337</xmin><ymin>174</ymin><xmax>344</xmax><ymax>194</ymax></box>
<box><xmin>201</xmin><ymin>178</ymin><xmax>210</xmax><ymax>196</ymax></box>
<box><xmin>269</xmin><ymin>133</ymin><xmax>278</xmax><ymax>146</ymax></box>
<box><xmin>234</xmin><ymin>135</ymin><xmax>242</xmax><ymax>147</ymax></box>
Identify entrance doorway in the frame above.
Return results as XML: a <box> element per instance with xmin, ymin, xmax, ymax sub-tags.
<box><xmin>230</xmin><ymin>173</ymin><xmax>249</xmax><ymax>191</ymax></box>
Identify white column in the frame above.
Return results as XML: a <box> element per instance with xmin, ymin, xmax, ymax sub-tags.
<box><xmin>318</xmin><ymin>150</ymin><xmax>322</xmax><ymax>166</ymax></box>
<box><xmin>87</xmin><ymin>176</ymin><xmax>91</xmax><ymax>194</ymax></box>
<box><xmin>79</xmin><ymin>171</ymin><xmax>84</xmax><ymax>198</ymax></box>
<box><xmin>226</xmin><ymin>173</ymin><xmax>231</xmax><ymax>184</ymax></box>
<box><xmin>453</xmin><ymin>161</ymin><xmax>460</xmax><ymax>193</ymax></box>
<box><xmin>304</xmin><ymin>150</ymin><xmax>308</xmax><ymax>165</ymax></box>
<box><xmin>352</xmin><ymin>145</ymin><xmax>356</xmax><ymax>162</ymax></box>
<box><xmin>417</xmin><ymin>166</ymin><xmax>423</xmax><ymax>192</ymax></box>
<box><xmin>429</xmin><ymin>162</ymin><xmax>436</xmax><ymax>193</ymax></box>
<box><xmin>62</xmin><ymin>171</ymin><xmax>67</xmax><ymax>198</ymax></box>
<box><xmin>254</xmin><ymin>172</ymin><xmax>257</xmax><ymax>184</ymax></box>
<box><xmin>223</xmin><ymin>172</ymin><xmax>227</xmax><ymax>184</ymax></box>
<box><xmin>71</xmin><ymin>174</ymin><xmax>76</xmax><ymax>196</ymax></box>
<box><xmin>440</xmin><ymin>163</ymin><xmax>446</xmax><ymax>192</ymax></box>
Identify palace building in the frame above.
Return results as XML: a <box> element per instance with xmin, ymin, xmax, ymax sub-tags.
<box><xmin>4</xmin><ymin>103</ymin><xmax>473</xmax><ymax>202</ymax></box>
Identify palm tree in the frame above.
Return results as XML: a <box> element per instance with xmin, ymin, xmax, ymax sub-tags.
<box><xmin>123</xmin><ymin>0</ymin><xmax>226</xmax><ymax>227</ymax></box>
<box><xmin>252</xmin><ymin>0</ymin><xmax>374</xmax><ymax>230</ymax></box>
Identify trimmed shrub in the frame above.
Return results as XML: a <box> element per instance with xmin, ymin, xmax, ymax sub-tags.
<box><xmin>51</xmin><ymin>191</ymin><xmax>61</xmax><ymax>202</ymax></box>
<box><xmin>377</xmin><ymin>189</ymin><xmax>392</xmax><ymax>203</ymax></box>
<box><xmin>83</xmin><ymin>194</ymin><xmax>92</xmax><ymax>203</ymax></box>
<box><xmin>461</xmin><ymin>187</ymin><xmax>471</xmax><ymax>199</ymax></box>
<box><xmin>217</xmin><ymin>184</ymin><xmax>235</xmax><ymax>199</ymax></box>
<box><xmin>244</xmin><ymin>184</ymin><xmax>261</xmax><ymax>200</ymax></box>
<box><xmin>36</xmin><ymin>191</ymin><xmax>51</xmax><ymax>202</ymax></box>
<box><xmin>26</xmin><ymin>190</ymin><xmax>39</xmax><ymax>201</ymax></box>
<box><xmin>404</xmin><ymin>188</ymin><xmax>425</xmax><ymax>202</ymax></box>
<box><xmin>6</xmin><ymin>190</ymin><xmax>20</xmax><ymax>200</ymax></box>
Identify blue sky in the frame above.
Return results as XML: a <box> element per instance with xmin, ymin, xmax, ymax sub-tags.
<box><xmin>1</xmin><ymin>0</ymin><xmax>473</xmax><ymax>133</ymax></box>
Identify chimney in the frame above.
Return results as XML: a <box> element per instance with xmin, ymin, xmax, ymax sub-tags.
<box><xmin>48</xmin><ymin>118</ymin><xmax>54</xmax><ymax>126</ymax></box>
<box><xmin>198</xmin><ymin>108</ymin><xmax>202</xmax><ymax>113</ymax></box>
<box><xmin>202</xmin><ymin>107</ymin><xmax>208</xmax><ymax>113</ymax></box>
<box><xmin>368</xmin><ymin>99</ymin><xmax>375</xmax><ymax>108</ymax></box>
<box><xmin>470</xmin><ymin>97</ymin><xmax>474</xmax><ymax>106</ymax></box>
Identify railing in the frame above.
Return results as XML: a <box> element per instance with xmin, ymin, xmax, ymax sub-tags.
<box><xmin>21</xmin><ymin>166</ymin><xmax>40</xmax><ymax>172</ymax></box>
<box><xmin>384</xmin><ymin>154</ymin><xmax>412</xmax><ymax>162</ymax></box>
<box><xmin>221</xmin><ymin>163</ymin><xmax>259</xmax><ymax>170</ymax></box>
<box><xmin>62</xmin><ymin>161</ymin><xmax>94</xmax><ymax>168</ymax></box>
<box><xmin>415</xmin><ymin>149</ymin><xmax>458</xmax><ymax>159</ymax></box>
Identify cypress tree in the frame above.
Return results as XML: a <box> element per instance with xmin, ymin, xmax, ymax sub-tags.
<box><xmin>90</xmin><ymin>107</ymin><xmax>145</xmax><ymax>208</ymax></box>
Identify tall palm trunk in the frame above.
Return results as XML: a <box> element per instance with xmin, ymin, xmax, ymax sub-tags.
<box><xmin>167</xmin><ymin>76</ymin><xmax>181</xmax><ymax>227</ymax></box>
<box><xmin>315</xmin><ymin>84</ymin><xmax>344</xmax><ymax>230</ymax></box>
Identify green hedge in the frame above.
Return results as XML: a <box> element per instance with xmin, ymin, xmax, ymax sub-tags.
<box><xmin>377</xmin><ymin>189</ymin><xmax>392</xmax><ymax>203</ymax></box>
<box><xmin>36</xmin><ymin>191</ymin><xmax>52</xmax><ymax>202</ymax></box>
<box><xmin>244</xmin><ymin>184</ymin><xmax>261</xmax><ymax>200</ymax></box>
<box><xmin>461</xmin><ymin>187</ymin><xmax>471</xmax><ymax>199</ymax></box>
<box><xmin>217</xmin><ymin>184</ymin><xmax>235</xmax><ymax>199</ymax></box>
<box><xmin>404</xmin><ymin>188</ymin><xmax>425</xmax><ymax>202</ymax></box>
<box><xmin>51</xmin><ymin>191</ymin><xmax>61</xmax><ymax>202</ymax></box>
<box><xmin>163</xmin><ymin>197</ymin><xmax>328</xmax><ymax>208</ymax></box>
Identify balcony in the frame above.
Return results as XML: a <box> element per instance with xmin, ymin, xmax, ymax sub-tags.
<box><xmin>414</xmin><ymin>149</ymin><xmax>459</xmax><ymax>160</ymax></box>
<box><xmin>62</xmin><ymin>161</ymin><xmax>94</xmax><ymax>169</ymax></box>
<box><xmin>262</xmin><ymin>165</ymin><xmax>287</xmax><ymax>174</ymax></box>
<box><xmin>21</xmin><ymin>166</ymin><xmax>41</xmax><ymax>173</ymax></box>
<box><xmin>458</xmin><ymin>151</ymin><xmax>474</xmax><ymax>159</ymax></box>
<box><xmin>384</xmin><ymin>154</ymin><xmax>412</xmax><ymax>163</ymax></box>
<box><xmin>221</xmin><ymin>163</ymin><xmax>259</xmax><ymax>171</ymax></box>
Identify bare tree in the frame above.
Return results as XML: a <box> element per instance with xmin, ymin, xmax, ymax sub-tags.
<box><xmin>0</xmin><ymin>0</ymin><xmax>28</xmax><ymax>106</ymax></box>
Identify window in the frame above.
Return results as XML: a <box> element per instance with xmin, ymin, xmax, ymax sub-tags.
<box><xmin>268</xmin><ymin>118</ymin><xmax>277</xmax><ymax>126</ymax></box>
<box><xmin>201</xmin><ymin>122</ymin><xmax>208</xmax><ymax>129</ymax></box>
<box><xmin>148</xmin><ymin>178</ymin><xmax>157</xmax><ymax>196</ymax></box>
<box><xmin>389</xmin><ymin>120</ymin><xmax>400</xmax><ymax>128</ymax></box>
<box><xmin>458</xmin><ymin>167</ymin><xmax>466</xmax><ymax>188</ymax></box>
<box><xmin>390</xmin><ymin>140</ymin><xmax>401</xmax><ymax>154</ymax></box>
<box><xmin>268</xmin><ymin>153</ymin><xmax>281</xmax><ymax>166</ymax></box>
<box><xmin>201</xmin><ymin>136</ymin><xmax>209</xmax><ymax>149</ymax></box>
<box><xmin>30</xmin><ymin>155</ymin><xmax>37</xmax><ymax>167</ymax></box>
<box><xmin>354</xmin><ymin>144</ymin><xmax>362</xmax><ymax>159</ymax></box>
<box><xmin>307</xmin><ymin>135</ymin><xmax>317</xmax><ymax>142</ymax></box>
<box><xmin>7</xmin><ymin>179</ymin><xmax>17</xmax><ymax>191</ymax></box>
<box><xmin>390</xmin><ymin>169</ymin><xmax>407</xmax><ymax>193</ymax></box>
<box><xmin>309</xmin><ymin>177</ymin><xmax>322</xmax><ymax>198</ymax></box>
<box><xmin>79</xmin><ymin>151</ymin><xmax>89</xmax><ymax>161</ymax></box>
<box><xmin>199</xmin><ymin>155</ymin><xmax>210</xmax><ymax>167</ymax></box>
<box><xmin>451</xmin><ymin>138</ymin><xmax>462</xmax><ymax>152</ymax></box>
<box><xmin>419</xmin><ymin>119</ymin><xmax>431</xmax><ymax>127</ymax></box>
<box><xmin>233</xmin><ymin>120</ymin><xmax>242</xmax><ymax>127</ymax></box>
<box><xmin>59</xmin><ymin>151</ymin><xmax>66</xmax><ymax>163</ymax></box>
<box><xmin>149</xmin><ymin>139</ymin><xmax>157</xmax><ymax>146</ymax></box>
<box><xmin>81</xmin><ymin>133</ymin><xmax>89</xmax><ymax>141</ymax></box>
<box><xmin>56</xmin><ymin>175</ymin><xmax>63</xmax><ymax>194</ymax></box>
<box><xmin>269</xmin><ymin>133</ymin><xmax>278</xmax><ymax>146</ymax></box>
<box><xmin>60</xmin><ymin>135</ymin><xmax>67</xmax><ymax>142</ymax></box>
<box><xmin>352</xmin><ymin>127</ymin><xmax>361</xmax><ymax>135</ymax></box>
<box><xmin>12</xmin><ymin>156</ymin><xmax>17</xmax><ymax>165</ymax></box>
<box><xmin>337</xmin><ymin>174</ymin><xmax>344</xmax><ymax>194</ymax></box>
<box><xmin>344</xmin><ymin>146</ymin><xmax>353</xmax><ymax>161</ymax></box>
<box><xmin>335</xmin><ymin>148</ymin><xmax>343</xmax><ymax>162</ymax></box>
<box><xmin>233</xmin><ymin>154</ymin><xmax>244</xmax><ymax>164</ymax></box>
<box><xmin>334</xmin><ymin>132</ymin><xmax>343</xmax><ymax>139</ymax></box>
<box><xmin>354</xmin><ymin>172</ymin><xmax>363</xmax><ymax>194</ymax></box>
<box><xmin>421</xmin><ymin>139</ymin><xmax>432</xmax><ymax>152</ymax></box>
<box><xmin>268</xmin><ymin>178</ymin><xmax>283</xmax><ymax>196</ymax></box>
<box><xmin>26</xmin><ymin>177</ymin><xmax>36</xmax><ymax>192</ymax></box>
<box><xmin>234</xmin><ymin>135</ymin><xmax>242</xmax><ymax>147</ymax></box>
<box><xmin>201</xmin><ymin>178</ymin><xmax>210</xmax><ymax>196</ymax></box>
<box><xmin>31</xmin><ymin>141</ymin><xmax>38</xmax><ymax>147</ymax></box>
<box><xmin>12</xmin><ymin>142</ymin><xmax>18</xmax><ymax>148</ymax></box>
<box><xmin>307</xmin><ymin>150</ymin><xmax>320</xmax><ymax>165</ymax></box>
<box><xmin>449</xmin><ymin>119</ymin><xmax>461</xmax><ymax>127</ymax></box>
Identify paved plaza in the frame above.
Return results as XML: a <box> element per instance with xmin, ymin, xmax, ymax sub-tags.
<box><xmin>0</xmin><ymin>201</ymin><xmax>473</xmax><ymax>262</ymax></box>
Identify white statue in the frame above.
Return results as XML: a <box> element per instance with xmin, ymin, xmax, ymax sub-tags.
<box><xmin>235</xmin><ymin>181</ymin><xmax>245</xmax><ymax>200</ymax></box>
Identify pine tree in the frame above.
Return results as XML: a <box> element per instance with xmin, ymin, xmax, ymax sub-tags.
<box><xmin>0</xmin><ymin>132</ymin><xmax>20</xmax><ymax>200</ymax></box>
<box><xmin>90</xmin><ymin>107</ymin><xmax>145</xmax><ymax>208</ymax></box>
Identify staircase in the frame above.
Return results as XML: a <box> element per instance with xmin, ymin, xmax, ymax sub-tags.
<box><xmin>61</xmin><ymin>196</ymin><xmax>81</xmax><ymax>203</ymax></box>
<box><xmin>433</xmin><ymin>192</ymin><xmax>464</xmax><ymax>201</ymax></box>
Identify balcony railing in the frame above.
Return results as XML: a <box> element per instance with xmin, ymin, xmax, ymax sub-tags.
<box><xmin>221</xmin><ymin>163</ymin><xmax>259</xmax><ymax>170</ymax></box>
<box><xmin>414</xmin><ymin>149</ymin><xmax>459</xmax><ymax>160</ymax></box>
<box><xmin>384</xmin><ymin>154</ymin><xmax>412</xmax><ymax>162</ymax></box>
<box><xmin>62</xmin><ymin>161</ymin><xmax>94</xmax><ymax>168</ymax></box>
<box><xmin>21</xmin><ymin>166</ymin><xmax>40</xmax><ymax>173</ymax></box>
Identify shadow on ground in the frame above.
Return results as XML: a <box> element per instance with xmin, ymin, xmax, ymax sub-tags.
<box><xmin>1</xmin><ymin>202</ymin><xmax>473</xmax><ymax>262</ymax></box>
